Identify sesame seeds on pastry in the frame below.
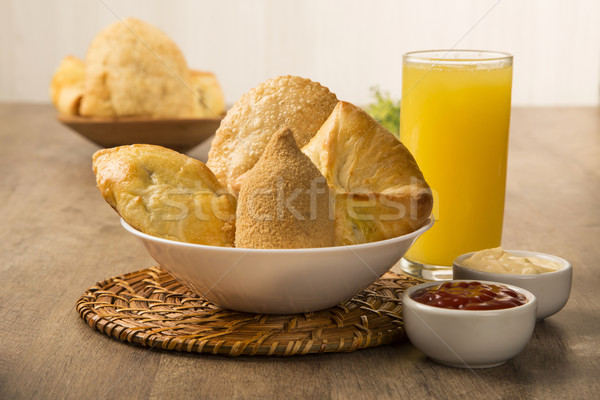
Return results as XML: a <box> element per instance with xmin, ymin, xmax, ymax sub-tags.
<box><xmin>207</xmin><ymin>75</ymin><xmax>338</xmax><ymax>193</ymax></box>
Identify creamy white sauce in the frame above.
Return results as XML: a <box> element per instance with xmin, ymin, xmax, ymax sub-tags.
<box><xmin>462</xmin><ymin>247</ymin><xmax>561</xmax><ymax>274</ymax></box>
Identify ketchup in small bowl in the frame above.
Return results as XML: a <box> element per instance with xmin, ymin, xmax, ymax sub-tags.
<box><xmin>402</xmin><ymin>280</ymin><xmax>537</xmax><ymax>368</ymax></box>
<box><xmin>410</xmin><ymin>281</ymin><xmax>528</xmax><ymax>310</ymax></box>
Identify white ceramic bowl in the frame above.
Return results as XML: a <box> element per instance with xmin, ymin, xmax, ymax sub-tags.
<box><xmin>402</xmin><ymin>280</ymin><xmax>537</xmax><ymax>368</ymax></box>
<box><xmin>453</xmin><ymin>250</ymin><xmax>572</xmax><ymax>320</ymax></box>
<box><xmin>122</xmin><ymin>218</ymin><xmax>433</xmax><ymax>314</ymax></box>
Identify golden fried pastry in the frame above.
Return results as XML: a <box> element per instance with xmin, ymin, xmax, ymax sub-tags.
<box><xmin>235</xmin><ymin>127</ymin><xmax>335</xmax><ymax>249</ymax></box>
<box><xmin>50</xmin><ymin>56</ymin><xmax>85</xmax><ymax>115</ymax></box>
<box><xmin>207</xmin><ymin>75</ymin><xmax>338</xmax><ymax>193</ymax></box>
<box><xmin>190</xmin><ymin>70</ymin><xmax>225</xmax><ymax>118</ymax></box>
<box><xmin>302</xmin><ymin>101</ymin><xmax>433</xmax><ymax>245</ymax></box>
<box><xmin>80</xmin><ymin>18</ymin><xmax>200</xmax><ymax>118</ymax></box>
<box><xmin>93</xmin><ymin>144</ymin><xmax>236</xmax><ymax>246</ymax></box>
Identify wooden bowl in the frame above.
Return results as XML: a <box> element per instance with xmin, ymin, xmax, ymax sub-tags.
<box><xmin>57</xmin><ymin>114</ymin><xmax>222</xmax><ymax>153</ymax></box>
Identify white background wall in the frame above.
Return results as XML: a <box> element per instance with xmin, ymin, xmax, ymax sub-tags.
<box><xmin>1</xmin><ymin>0</ymin><xmax>599</xmax><ymax>106</ymax></box>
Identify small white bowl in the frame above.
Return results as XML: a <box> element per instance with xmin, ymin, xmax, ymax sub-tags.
<box><xmin>402</xmin><ymin>280</ymin><xmax>537</xmax><ymax>368</ymax></box>
<box><xmin>453</xmin><ymin>250</ymin><xmax>572</xmax><ymax>320</ymax></box>
<box><xmin>122</xmin><ymin>218</ymin><xmax>433</xmax><ymax>314</ymax></box>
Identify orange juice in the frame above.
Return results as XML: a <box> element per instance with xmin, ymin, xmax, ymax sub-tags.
<box><xmin>400</xmin><ymin>51</ymin><xmax>513</xmax><ymax>267</ymax></box>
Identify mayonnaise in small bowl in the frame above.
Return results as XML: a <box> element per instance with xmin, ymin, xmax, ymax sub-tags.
<box><xmin>461</xmin><ymin>247</ymin><xmax>562</xmax><ymax>274</ymax></box>
<box><xmin>453</xmin><ymin>248</ymin><xmax>572</xmax><ymax>320</ymax></box>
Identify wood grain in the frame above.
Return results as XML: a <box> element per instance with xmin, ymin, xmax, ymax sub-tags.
<box><xmin>0</xmin><ymin>104</ymin><xmax>599</xmax><ymax>399</ymax></box>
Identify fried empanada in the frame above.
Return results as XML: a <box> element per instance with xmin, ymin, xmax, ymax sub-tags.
<box><xmin>50</xmin><ymin>55</ymin><xmax>85</xmax><ymax>115</ymax></box>
<box><xmin>93</xmin><ymin>144</ymin><xmax>236</xmax><ymax>246</ymax></box>
<box><xmin>190</xmin><ymin>70</ymin><xmax>225</xmax><ymax>118</ymax></box>
<box><xmin>302</xmin><ymin>101</ymin><xmax>433</xmax><ymax>245</ymax></box>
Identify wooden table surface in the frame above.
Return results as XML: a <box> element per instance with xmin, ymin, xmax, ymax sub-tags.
<box><xmin>1</xmin><ymin>104</ymin><xmax>598</xmax><ymax>400</ymax></box>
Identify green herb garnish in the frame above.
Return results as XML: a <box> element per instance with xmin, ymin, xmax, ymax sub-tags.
<box><xmin>366</xmin><ymin>86</ymin><xmax>401</xmax><ymax>137</ymax></box>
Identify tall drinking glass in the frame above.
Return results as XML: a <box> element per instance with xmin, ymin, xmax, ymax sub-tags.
<box><xmin>399</xmin><ymin>50</ymin><xmax>513</xmax><ymax>280</ymax></box>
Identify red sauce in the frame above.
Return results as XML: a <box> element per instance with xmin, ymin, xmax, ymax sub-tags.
<box><xmin>410</xmin><ymin>281</ymin><xmax>527</xmax><ymax>310</ymax></box>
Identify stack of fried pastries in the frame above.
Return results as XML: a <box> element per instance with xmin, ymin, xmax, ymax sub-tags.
<box><xmin>51</xmin><ymin>18</ymin><xmax>224</xmax><ymax>119</ymax></box>
<box><xmin>93</xmin><ymin>75</ymin><xmax>433</xmax><ymax>248</ymax></box>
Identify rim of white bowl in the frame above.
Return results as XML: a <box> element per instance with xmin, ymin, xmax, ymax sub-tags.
<box><xmin>453</xmin><ymin>250</ymin><xmax>572</xmax><ymax>278</ymax></box>
<box><xmin>120</xmin><ymin>216</ymin><xmax>434</xmax><ymax>253</ymax></box>
<box><xmin>402</xmin><ymin>280</ymin><xmax>537</xmax><ymax>314</ymax></box>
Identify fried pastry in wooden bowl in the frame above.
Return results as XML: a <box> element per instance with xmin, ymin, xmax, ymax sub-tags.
<box><xmin>52</xmin><ymin>18</ymin><xmax>225</xmax><ymax>152</ymax></box>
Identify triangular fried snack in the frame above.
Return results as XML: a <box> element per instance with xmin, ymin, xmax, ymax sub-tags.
<box><xmin>302</xmin><ymin>101</ymin><xmax>433</xmax><ymax>245</ymax></box>
<box><xmin>235</xmin><ymin>127</ymin><xmax>335</xmax><ymax>249</ymax></box>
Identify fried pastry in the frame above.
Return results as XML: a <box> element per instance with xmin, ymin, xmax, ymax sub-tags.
<box><xmin>93</xmin><ymin>144</ymin><xmax>236</xmax><ymax>246</ymax></box>
<box><xmin>302</xmin><ymin>101</ymin><xmax>433</xmax><ymax>245</ymax></box>
<box><xmin>80</xmin><ymin>18</ymin><xmax>200</xmax><ymax>118</ymax></box>
<box><xmin>190</xmin><ymin>70</ymin><xmax>225</xmax><ymax>118</ymax></box>
<box><xmin>207</xmin><ymin>75</ymin><xmax>338</xmax><ymax>193</ymax></box>
<box><xmin>51</xmin><ymin>19</ymin><xmax>226</xmax><ymax>119</ymax></box>
<box><xmin>50</xmin><ymin>55</ymin><xmax>85</xmax><ymax>115</ymax></box>
<box><xmin>235</xmin><ymin>127</ymin><xmax>335</xmax><ymax>249</ymax></box>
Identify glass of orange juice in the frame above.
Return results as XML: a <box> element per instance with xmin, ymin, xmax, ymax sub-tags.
<box><xmin>399</xmin><ymin>50</ymin><xmax>513</xmax><ymax>280</ymax></box>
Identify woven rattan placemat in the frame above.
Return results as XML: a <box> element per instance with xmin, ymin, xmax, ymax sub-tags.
<box><xmin>77</xmin><ymin>266</ymin><xmax>423</xmax><ymax>356</ymax></box>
